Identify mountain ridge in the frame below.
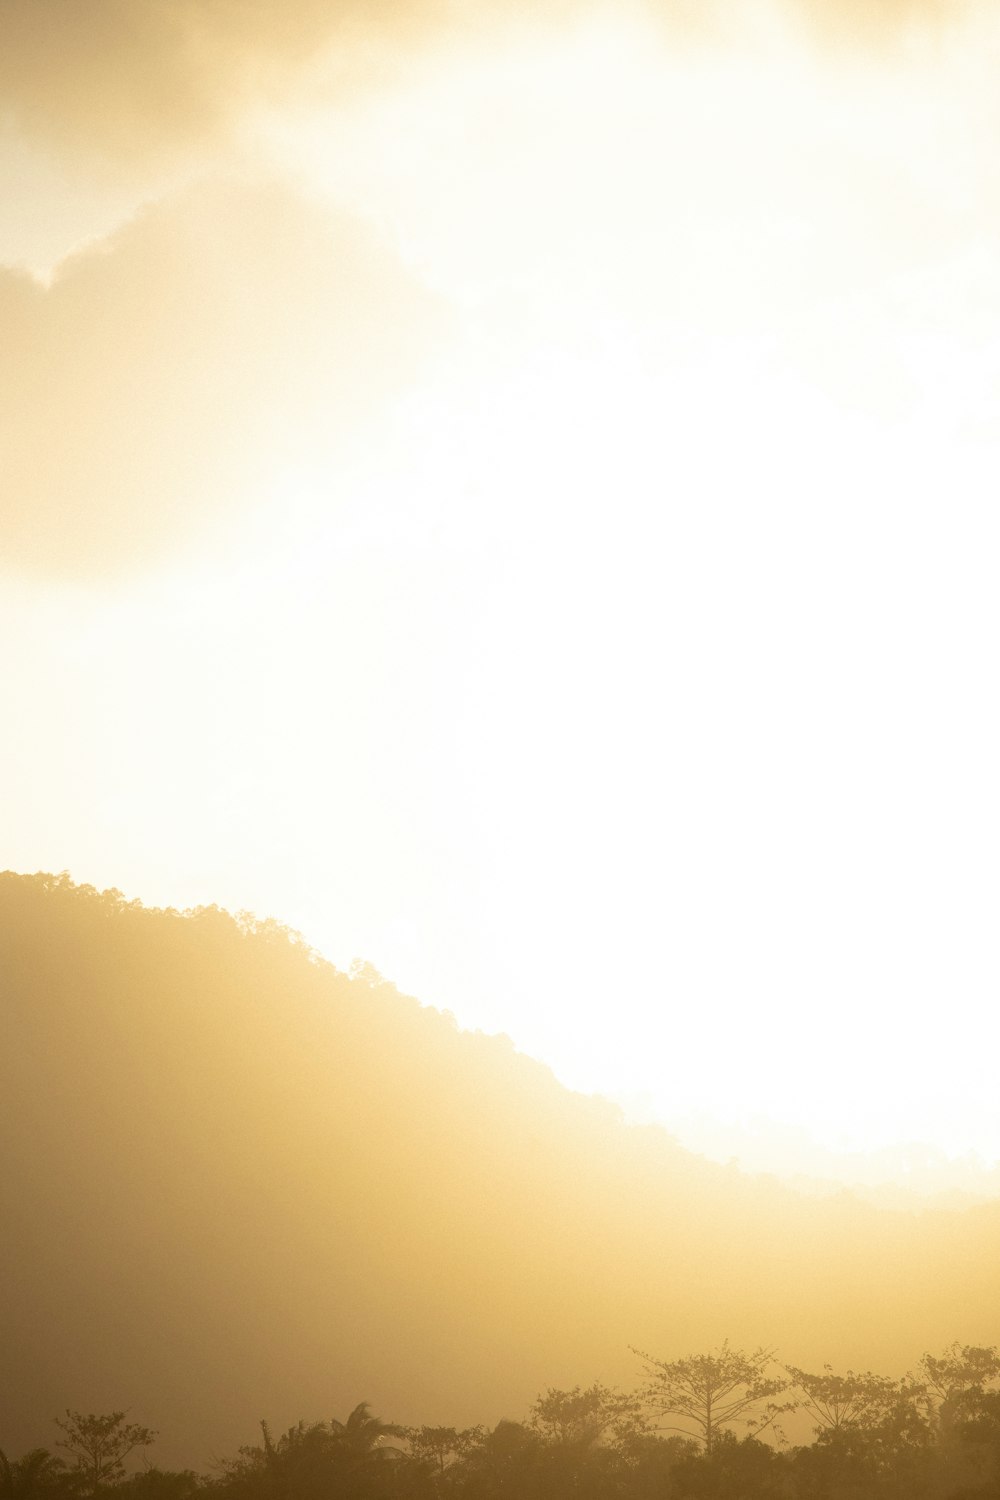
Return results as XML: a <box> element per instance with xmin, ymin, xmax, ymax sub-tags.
<box><xmin>2</xmin><ymin>871</ymin><xmax>998</xmax><ymax>1469</ymax></box>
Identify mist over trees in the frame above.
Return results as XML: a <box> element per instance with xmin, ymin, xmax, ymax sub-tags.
<box><xmin>5</xmin><ymin>1345</ymin><xmax>1000</xmax><ymax>1500</ymax></box>
<box><xmin>3</xmin><ymin>873</ymin><xmax>1000</xmax><ymax>1475</ymax></box>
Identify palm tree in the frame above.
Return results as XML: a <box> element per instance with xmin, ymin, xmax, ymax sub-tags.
<box><xmin>246</xmin><ymin>1406</ymin><xmax>405</xmax><ymax>1500</ymax></box>
<box><xmin>328</xmin><ymin>1404</ymin><xmax>406</xmax><ymax>1467</ymax></box>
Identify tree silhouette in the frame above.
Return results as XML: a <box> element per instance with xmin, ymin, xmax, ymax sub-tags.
<box><xmin>785</xmin><ymin>1364</ymin><xmax>907</xmax><ymax>1433</ymax></box>
<box><xmin>632</xmin><ymin>1342</ymin><xmax>795</xmax><ymax>1452</ymax></box>
<box><xmin>54</xmin><ymin>1414</ymin><xmax>155</xmax><ymax>1496</ymax></box>
<box><xmin>917</xmin><ymin>1342</ymin><xmax>1000</xmax><ymax>1434</ymax></box>
<box><xmin>529</xmin><ymin>1384</ymin><xmax>644</xmax><ymax>1447</ymax></box>
<box><xmin>230</xmin><ymin>1406</ymin><xmax>407</xmax><ymax>1500</ymax></box>
<box><xmin>405</xmin><ymin>1426</ymin><xmax>483</xmax><ymax>1480</ymax></box>
<box><xmin>0</xmin><ymin>1450</ymin><xmax>65</xmax><ymax>1500</ymax></box>
<box><xmin>328</xmin><ymin>1403</ymin><xmax>405</xmax><ymax>1466</ymax></box>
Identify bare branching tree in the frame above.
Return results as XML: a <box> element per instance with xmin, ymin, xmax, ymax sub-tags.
<box><xmin>632</xmin><ymin>1342</ymin><xmax>796</xmax><ymax>1451</ymax></box>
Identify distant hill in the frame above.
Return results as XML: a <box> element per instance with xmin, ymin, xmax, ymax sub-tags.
<box><xmin>2</xmin><ymin>871</ymin><xmax>999</xmax><ymax>1469</ymax></box>
<box><xmin>664</xmin><ymin>1115</ymin><xmax>1000</xmax><ymax>1211</ymax></box>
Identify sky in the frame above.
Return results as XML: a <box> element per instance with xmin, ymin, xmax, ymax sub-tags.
<box><xmin>3</xmin><ymin>0</ymin><xmax>1000</xmax><ymax>1183</ymax></box>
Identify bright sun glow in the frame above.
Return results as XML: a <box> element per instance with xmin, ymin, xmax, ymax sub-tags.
<box><xmin>4</xmin><ymin>1</ymin><xmax>1000</xmax><ymax>1182</ymax></box>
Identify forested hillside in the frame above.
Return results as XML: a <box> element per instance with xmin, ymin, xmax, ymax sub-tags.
<box><xmin>2</xmin><ymin>872</ymin><xmax>999</xmax><ymax>1471</ymax></box>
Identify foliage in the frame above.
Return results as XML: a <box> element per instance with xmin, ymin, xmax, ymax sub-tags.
<box><xmin>404</xmin><ymin>1427</ymin><xmax>484</xmax><ymax>1479</ymax></box>
<box><xmin>528</xmin><ymin>1384</ymin><xmax>648</xmax><ymax>1448</ymax></box>
<box><xmin>918</xmin><ymin>1344</ymin><xmax>1000</xmax><ymax>1406</ymax></box>
<box><xmin>0</xmin><ymin>1451</ymin><xmax>66</xmax><ymax>1500</ymax></box>
<box><xmin>916</xmin><ymin>1343</ymin><xmax>1000</xmax><ymax>1440</ymax></box>
<box><xmin>10</xmin><ymin>868</ymin><xmax>1000</xmax><ymax>1483</ymax></box>
<box><xmin>633</xmin><ymin>1342</ymin><xmax>796</xmax><ymax>1451</ymax></box>
<box><xmin>784</xmin><ymin>1366</ymin><xmax>912</xmax><ymax>1434</ymax></box>
<box><xmin>217</xmin><ymin>1405</ymin><xmax>406</xmax><ymax>1500</ymax></box>
<box><xmin>53</xmin><ymin>1416</ymin><xmax>155</xmax><ymax>1497</ymax></box>
<box><xmin>671</xmin><ymin>1431</ymin><xmax>792</xmax><ymax>1499</ymax></box>
<box><xmin>326</xmin><ymin>1402</ymin><xmax>405</xmax><ymax>1461</ymax></box>
<box><xmin>11</xmin><ymin>1343</ymin><xmax>1000</xmax><ymax>1500</ymax></box>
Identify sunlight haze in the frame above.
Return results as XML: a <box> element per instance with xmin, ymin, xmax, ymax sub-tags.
<box><xmin>3</xmin><ymin>0</ymin><xmax>1000</xmax><ymax>1186</ymax></box>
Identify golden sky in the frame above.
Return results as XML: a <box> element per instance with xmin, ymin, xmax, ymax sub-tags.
<box><xmin>3</xmin><ymin>0</ymin><xmax>1000</xmax><ymax>1179</ymax></box>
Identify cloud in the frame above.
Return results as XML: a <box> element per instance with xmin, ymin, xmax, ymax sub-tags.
<box><xmin>0</xmin><ymin>176</ymin><xmax>446</xmax><ymax>575</ymax></box>
<box><xmin>635</xmin><ymin>0</ymin><xmax>991</xmax><ymax>60</ymax></box>
<box><xmin>781</xmin><ymin>0</ymin><xmax>972</xmax><ymax>45</ymax></box>
<box><xmin>2</xmin><ymin>0</ymin><xmax>994</xmax><ymax>579</ymax></box>
<box><xmin>1</xmin><ymin>0</ymin><xmax>981</xmax><ymax>174</ymax></box>
<box><xmin>0</xmin><ymin>0</ymin><xmax>443</xmax><ymax>167</ymax></box>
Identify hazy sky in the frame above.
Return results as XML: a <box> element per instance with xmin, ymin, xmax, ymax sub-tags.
<box><xmin>4</xmin><ymin>0</ymin><xmax>1000</xmax><ymax>1175</ymax></box>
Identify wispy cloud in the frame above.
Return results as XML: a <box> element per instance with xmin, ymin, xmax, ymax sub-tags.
<box><xmin>0</xmin><ymin>0</ymin><xmax>441</xmax><ymax>164</ymax></box>
<box><xmin>0</xmin><ymin>0</ymin><xmax>984</xmax><ymax>172</ymax></box>
<box><xmin>0</xmin><ymin>176</ymin><xmax>445</xmax><ymax>574</ymax></box>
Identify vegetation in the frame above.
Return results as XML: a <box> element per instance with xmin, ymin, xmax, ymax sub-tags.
<box><xmin>53</xmin><ymin>1416</ymin><xmax>156</xmax><ymax>1497</ymax></box>
<box><xmin>633</xmin><ymin>1342</ymin><xmax>794</xmax><ymax>1450</ymax></box>
<box><xmin>5</xmin><ymin>872</ymin><xmax>1000</xmax><ymax>1497</ymax></box>
<box><xmin>4</xmin><ymin>1348</ymin><xmax>1000</xmax><ymax>1500</ymax></box>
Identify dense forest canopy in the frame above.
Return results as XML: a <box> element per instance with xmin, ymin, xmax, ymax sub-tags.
<box><xmin>2</xmin><ymin>872</ymin><xmax>1000</xmax><ymax>1472</ymax></box>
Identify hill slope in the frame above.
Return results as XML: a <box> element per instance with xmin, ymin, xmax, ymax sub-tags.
<box><xmin>2</xmin><ymin>872</ymin><xmax>998</xmax><ymax>1467</ymax></box>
